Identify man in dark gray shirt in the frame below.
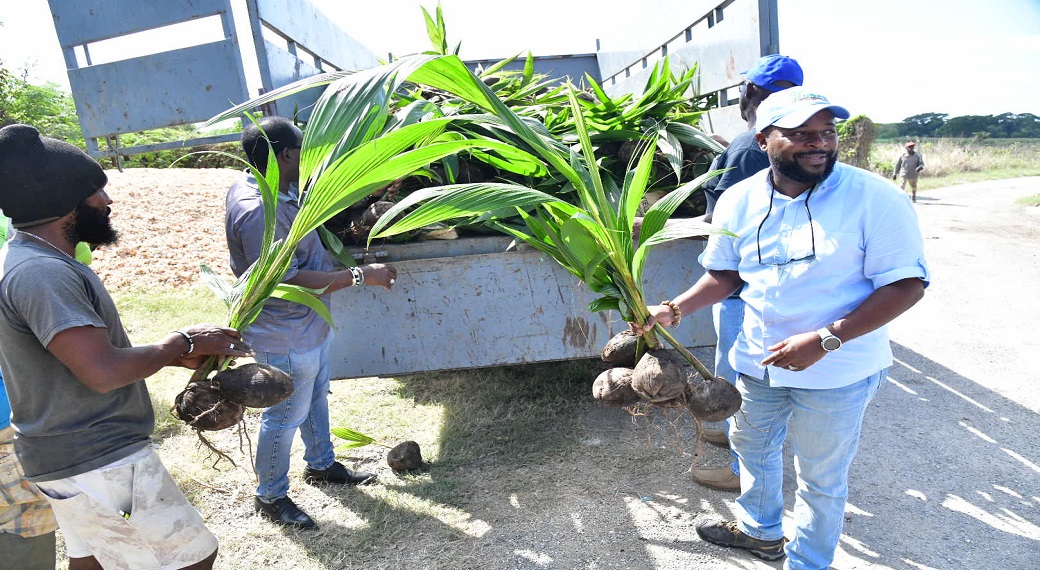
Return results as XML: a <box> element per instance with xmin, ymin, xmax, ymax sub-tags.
<box><xmin>0</xmin><ymin>124</ymin><xmax>250</xmax><ymax>570</ymax></box>
<box><xmin>226</xmin><ymin>116</ymin><xmax>397</xmax><ymax>529</ymax></box>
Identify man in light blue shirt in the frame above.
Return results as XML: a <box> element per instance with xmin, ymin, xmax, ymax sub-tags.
<box><xmin>633</xmin><ymin>87</ymin><xmax>929</xmax><ymax>568</ymax></box>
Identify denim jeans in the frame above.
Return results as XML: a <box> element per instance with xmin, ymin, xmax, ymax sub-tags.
<box><xmin>711</xmin><ymin>295</ymin><xmax>743</xmax><ymax>475</ymax></box>
<box><xmin>254</xmin><ymin>337</ymin><xmax>336</xmax><ymax>501</ymax></box>
<box><xmin>731</xmin><ymin>368</ymin><xmax>885</xmax><ymax>570</ymax></box>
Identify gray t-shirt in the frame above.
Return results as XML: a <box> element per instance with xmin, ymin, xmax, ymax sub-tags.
<box><xmin>225</xmin><ymin>173</ymin><xmax>334</xmax><ymax>353</ymax></box>
<box><xmin>0</xmin><ymin>237</ymin><xmax>152</xmax><ymax>481</ymax></box>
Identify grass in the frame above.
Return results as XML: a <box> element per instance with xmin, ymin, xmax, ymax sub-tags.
<box><xmin>95</xmin><ymin>286</ymin><xmax>611</xmax><ymax>568</ymax></box>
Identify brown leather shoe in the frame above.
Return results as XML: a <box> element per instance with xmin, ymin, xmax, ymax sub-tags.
<box><xmin>692</xmin><ymin>465</ymin><xmax>740</xmax><ymax>491</ymax></box>
<box><xmin>696</xmin><ymin>519</ymin><xmax>787</xmax><ymax>561</ymax></box>
<box><xmin>700</xmin><ymin>428</ymin><xmax>730</xmax><ymax>449</ymax></box>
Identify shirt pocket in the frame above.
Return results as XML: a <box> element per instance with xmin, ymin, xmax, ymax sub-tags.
<box><xmin>807</xmin><ymin>230</ymin><xmax>864</xmax><ymax>279</ymax></box>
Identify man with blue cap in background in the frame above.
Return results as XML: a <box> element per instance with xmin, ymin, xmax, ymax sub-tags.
<box><xmin>694</xmin><ymin>54</ymin><xmax>804</xmax><ymax>492</ymax></box>
<box><xmin>633</xmin><ymin>87</ymin><xmax>929</xmax><ymax>568</ymax></box>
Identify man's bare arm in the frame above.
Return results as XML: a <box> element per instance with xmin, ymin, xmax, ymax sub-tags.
<box><xmin>47</xmin><ymin>325</ymin><xmax>251</xmax><ymax>393</ymax></box>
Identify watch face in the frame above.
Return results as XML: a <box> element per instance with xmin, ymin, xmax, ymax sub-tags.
<box><xmin>823</xmin><ymin>336</ymin><xmax>841</xmax><ymax>351</ymax></box>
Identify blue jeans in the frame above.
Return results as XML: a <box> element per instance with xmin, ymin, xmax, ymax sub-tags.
<box><xmin>254</xmin><ymin>337</ymin><xmax>336</xmax><ymax>501</ymax></box>
<box><xmin>711</xmin><ymin>295</ymin><xmax>743</xmax><ymax>475</ymax></box>
<box><xmin>731</xmin><ymin>369</ymin><xmax>885</xmax><ymax>570</ymax></box>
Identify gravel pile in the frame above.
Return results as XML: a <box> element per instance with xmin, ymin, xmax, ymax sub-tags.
<box><xmin>92</xmin><ymin>168</ymin><xmax>242</xmax><ymax>290</ymax></box>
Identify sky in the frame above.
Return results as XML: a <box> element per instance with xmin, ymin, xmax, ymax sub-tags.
<box><xmin>1</xmin><ymin>0</ymin><xmax>1039</xmax><ymax>125</ymax></box>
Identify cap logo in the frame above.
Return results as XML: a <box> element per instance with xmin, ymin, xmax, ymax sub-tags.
<box><xmin>791</xmin><ymin>92</ymin><xmax>827</xmax><ymax>104</ymax></box>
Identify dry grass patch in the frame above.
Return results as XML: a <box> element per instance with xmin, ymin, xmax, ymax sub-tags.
<box><xmin>64</xmin><ymin>285</ymin><xmax>623</xmax><ymax>567</ymax></box>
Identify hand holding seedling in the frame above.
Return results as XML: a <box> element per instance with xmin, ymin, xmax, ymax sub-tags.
<box><xmin>172</xmin><ymin>325</ymin><xmax>253</xmax><ymax>370</ymax></box>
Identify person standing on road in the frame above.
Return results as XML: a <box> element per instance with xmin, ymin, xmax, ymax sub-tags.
<box><xmin>892</xmin><ymin>141</ymin><xmax>925</xmax><ymax>202</ymax></box>
<box><xmin>693</xmin><ymin>54</ymin><xmax>804</xmax><ymax>493</ymax></box>
<box><xmin>631</xmin><ymin>88</ymin><xmax>929</xmax><ymax>568</ymax></box>
<box><xmin>0</xmin><ymin>123</ymin><xmax>251</xmax><ymax>570</ymax></box>
<box><xmin>226</xmin><ymin>116</ymin><xmax>397</xmax><ymax>529</ymax></box>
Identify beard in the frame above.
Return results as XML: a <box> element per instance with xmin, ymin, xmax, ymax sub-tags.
<box><xmin>64</xmin><ymin>201</ymin><xmax>120</xmax><ymax>247</ymax></box>
<box><xmin>771</xmin><ymin>150</ymin><xmax>838</xmax><ymax>185</ymax></box>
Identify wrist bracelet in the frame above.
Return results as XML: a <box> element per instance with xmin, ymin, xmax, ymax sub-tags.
<box><xmin>348</xmin><ymin>266</ymin><xmax>365</xmax><ymax>287</ymax></box>
<box><xmin>173</xmin><ymin>330</ymin><xmax>194</xmax><ymax>355</ymax></box>
<box><xmin>661</xmin><ymin>300</ymin><xmax>682</xmax><ymax>328</ymax></box>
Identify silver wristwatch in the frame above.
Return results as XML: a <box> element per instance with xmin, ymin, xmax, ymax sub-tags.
<box><xmin>817</xmin><ymin>327</ymin><xmax>842</xmax><ymax>352</ymax></box>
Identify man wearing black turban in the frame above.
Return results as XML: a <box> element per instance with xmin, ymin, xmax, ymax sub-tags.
<box><xmin>0</xmin><ymin>124</ymin><xmax>251</xmax><ymax>569</ymax></box>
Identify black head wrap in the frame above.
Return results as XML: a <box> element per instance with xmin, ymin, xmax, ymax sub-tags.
<box><xmin>0</xmin><ymin>124</ymin><xmax>107</xmax><ymax>228</ymax></box>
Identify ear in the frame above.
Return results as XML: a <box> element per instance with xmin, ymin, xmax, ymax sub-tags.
<box><xmin>276</xmin><ymin>146</ymin><xmax>295</xmax><ymax>165</ymax></box>
<box><xmin>756</xmin><ymin>131</ymin><xmax>769</xmax><ymax>151</ymax></box>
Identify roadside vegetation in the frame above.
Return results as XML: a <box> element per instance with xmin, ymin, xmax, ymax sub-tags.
<box><xmin>870</xmin><ymin>138</ymin><xmax>1040</xmax><ymax>190</ymax></box>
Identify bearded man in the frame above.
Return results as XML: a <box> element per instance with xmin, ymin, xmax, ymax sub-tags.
<box><xmin>0</xmin><ymin>124</ymin><xmax>251</xmax><ymax>570</ymax></box>
<box><xmin>631</xmin><ymin>89</ymin><xmax>930</xmax><ymax>569</ymax></box>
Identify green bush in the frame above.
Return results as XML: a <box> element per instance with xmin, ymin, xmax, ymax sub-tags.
<box><xmin>0</xmin><ymin>68</ymin><xmax>83</xmax><ymax>145</ymax></box>
<box><xmin>837</xmin><ymin>115</ymin><xmax>876</xmax><ymax>170</ymax></box>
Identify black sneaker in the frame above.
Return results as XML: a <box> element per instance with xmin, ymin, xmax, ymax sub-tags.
<box><xmin>303</xmin><ymin>461</ymin><xmax>376</xmax><ymax>486</ymax></box>
<box><xmin>695</xmin><ymin>519</ymin><xmax>787</xmax><ymax>561</ymax></box>
<box><xmin>254</xmin><ymin>496</ymin><xmax>316</xmax><ymax>529</ymax></box>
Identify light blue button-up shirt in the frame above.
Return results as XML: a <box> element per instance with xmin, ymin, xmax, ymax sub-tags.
<box><xmin>700</xmin><ymin>162</ymin><xmax>930</xmax><ymax>389</ymax></box>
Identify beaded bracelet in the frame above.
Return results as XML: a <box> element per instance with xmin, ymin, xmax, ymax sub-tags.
<box><xmin>172</xmin><ymin>330</ymin><xmax>194</xmax><ymax>355</ymax></box>
<box><xmin>661</xmin><ymin>300</ymin><xmax>682</xmax><ymax>328</ymax></box>
<box><xmin>348</xmin><ymin>266</ymin><xmax>365</xmax><ymax>287</ymax></box>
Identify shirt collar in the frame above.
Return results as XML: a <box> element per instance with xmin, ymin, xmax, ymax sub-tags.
<box><xmin>243</xmin><ymin>172</ymin><xmax>300</xmax><ymax>203</ymax></box>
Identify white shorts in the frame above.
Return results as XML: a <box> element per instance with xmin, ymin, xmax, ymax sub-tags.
<box><xmin>33</xmin><ymin>446</ymin><xmax>218</xmax><ymax>570</ymax></box>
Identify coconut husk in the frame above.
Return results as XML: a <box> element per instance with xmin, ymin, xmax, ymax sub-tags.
<box><xmin>600</xmin><ymin>331</ymin><xmax>639</xmax><ymax>366</ymax></box>
<box><xmin>210</xmin><ymin>363</ymin><xmax>294</xmax><ymax>408</ymax></box>
<box><xmin>686</xmin><ymin>375</ymin><xmax>742</xmax><ymax>422</ymax></box>
<box><xmin>631</xmin><ymin>350</ymin><xmax>689</xmax><ymax>404</ymax></box>
<box><xmin>591</xmin><ymin>367</ymin><xmax>641</xmax><ymax>407</ymax></box>
<box><xmin>387</xmin><ymin>440</ymin><xmax>423</xmax><ymax>471</ymax></box>
<box><xmin>359</xmin><ymin>200</ymin><xmax>396</xmax><ymax>230</ymax></box>
<box><xmin>173</xmin><ymin>380</ymin><xmax>244</xmax><ymax>431</ymax></box>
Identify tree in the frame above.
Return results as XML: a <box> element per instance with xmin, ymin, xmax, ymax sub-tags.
<box><xmin>899</xmin><ymin>112</ymin><xmax>947</xmax><ymax>138</ymax></box>
<box><xmin>0</xmin><ymin>60</ymin><xmax>82</xmax><ymax>144</ymax></box>
<box><xmin>938</xmin><ymin>115</ymin><xmax>992</xmax><ymax>138</ymax></box>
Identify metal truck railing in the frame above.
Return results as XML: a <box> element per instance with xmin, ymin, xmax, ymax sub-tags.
<box><xmin>46</xmin><ymin>0</ymin><xmax>376</xmax><ymax>162</ymax></box>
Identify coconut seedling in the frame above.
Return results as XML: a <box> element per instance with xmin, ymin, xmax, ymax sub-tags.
<box><xmin>177</xmin><ymin>55</ymin><xmax>550</xmax><ymax>461</ymax></box>
<box><xmin>367</xmin><ymin>71</ymin><xmax>742</xmax><ymax>421</ymax></box>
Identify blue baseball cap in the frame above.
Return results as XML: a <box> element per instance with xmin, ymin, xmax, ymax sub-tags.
<box><xmin>755</xmin><ymin>87</ymin><xmax>850</xmax><ymax>133</ymax></box>
<box><xmin>742</xmin><ymin>54</ymin><xmax>804</xmax><ymax>92</ymax></box>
